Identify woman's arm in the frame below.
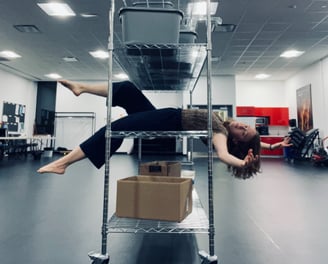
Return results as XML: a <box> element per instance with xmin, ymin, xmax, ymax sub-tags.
<box><xmin>212</xmin><ymin>133</ymin><xmax>256</xmax><ymax>168</ymax></box>
<box><xmin>260</xmin><ymin>136</ymin><xmax>292</xmax><ymax>150</ymax></box>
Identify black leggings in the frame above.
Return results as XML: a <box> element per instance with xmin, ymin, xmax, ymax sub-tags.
<box><xmin>80</xmin><ymin>81</ymin><xmax>182</xmax><ymax>168</ymax></box>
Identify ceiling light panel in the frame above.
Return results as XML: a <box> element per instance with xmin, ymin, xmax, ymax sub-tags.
<box><xmin>45</xmin><ymin>73</ymin><xmax>62</xmax><ymax>79</ymax></box>
<box><xmin>114</xmin><ymin>73</ymin><xmax>129</xmax><ymax>80</ymax></box>
<box><xmin>187</xmin><ymin>2</ymin><xmax>218</xmax><ymax>16</ymax></box>
<box><xmin>0</xmin><ymin>50</ymin><xmax>21</xmax><ymax>59</ymax></box>
<box><xmin>280</xmin><ymin>50</ymin><xmax>304</xmax><ymax>58</ymax></box>
<box><xmin>80</xmin><ymin>13</ymin><xmax>98</xmax><ymax>18</ymax></box>
<box><xmin>37</xmin><ymin>3</ymin><xmax>76</xmax><ymax>17</ymax></box>
<box><xmin>89</xmin><ymin>50</ymin><xmax>109</xmax><ymax>59</ymax></box>
<box><xmin>255</xmin><ymin>73</ymin><xmax>270</xmax><ymax>79</ymax></box>
<box><xmin>62</xmin><ymin>56</ymin><xmax>78</xmax><ymax>62</ymax></box>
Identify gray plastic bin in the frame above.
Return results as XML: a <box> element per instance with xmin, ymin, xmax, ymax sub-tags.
<box><xmin>179</xmin><ymin>30</ymin><xmax>198</xmax><ymax>43</ymax></box>
<box><xmin>132</xmin><ymin>1</ymin><xmax>174</xmax><ymax>8</ymax></box>
<box><xmin>119</xmin><ymin>7</ymin><xmax>184</xmax><ymax>44</ymax></box>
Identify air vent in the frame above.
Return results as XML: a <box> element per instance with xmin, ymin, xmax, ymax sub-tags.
<box><xmin>14</xmin><ymin>25</ymin><xmax>41</xmax><ymax>33</ymax></box>
<box><xmin>0</xmin><ymin>57</ymin><xmax>10</xmax><ymax>62</ymax></box>
<box><xmin>214</xmin><ymin>24</ymin><xmax>236</xmax><ymax>32</ymax></box>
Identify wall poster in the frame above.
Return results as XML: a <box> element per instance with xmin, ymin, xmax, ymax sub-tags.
<box><xmin>296</xmin><ymin>84</ymin><xmax>313</xmax><ymax>132</ymax></box>
<box><xmin>2</xmin><ymin>101</ymin><xmax>26</xmax><ymax>134</ymax></box>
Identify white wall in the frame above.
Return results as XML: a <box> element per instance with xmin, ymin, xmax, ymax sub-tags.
<box><xmin>55</xmin><ymin>81</ymin><xmax>107</xmax><ymax>130</ymax></box>
<box><xmin>183</xmin><ymin>75</ymin><xmax>236</xmax><ymax>113</ymax></box>
<box><xmin>0</xmin><ymin>68</ymin><xmax>37</xmax><ymax>136</ymax></box>
<box><xmin>236</xmin><ymin>80</ymin><xmax>287</xmax><ymax>107</ymax></box>
<box><xmin>285</xmin><ymin>58</ymin><xmax>328</xmax><ymax>138</ymax></box>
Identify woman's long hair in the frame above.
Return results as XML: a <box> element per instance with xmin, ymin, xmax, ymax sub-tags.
<box><xmin>223</xmin><ymin>120</ymin><xmax>262</xmax><ymax>179</ymax></box>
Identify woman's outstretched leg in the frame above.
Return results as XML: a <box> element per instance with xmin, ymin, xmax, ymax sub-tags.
<box><xmin>111</xmin><ymin>81</ymin><xmax>156</xmax><ymax>114</ymax></box>
<box><xmin>59</xmin><ymin>80</ymin><xmax>156</xmax><ymax>114</ymax></box>
<box><xmin>37</xmin><ymin>146</ymin><xmax>86</xmax><ymax>174</ymax></box>
<box><xmin>59</xmin><ymin>80</ymin><xmax>108</xmax><ymax>97</ymax></box>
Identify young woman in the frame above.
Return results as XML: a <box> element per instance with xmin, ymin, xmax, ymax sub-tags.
<box><xmin>37</xmin><ymin>80</ymin><xmax>290</xmax><ymax>179</ymax></box>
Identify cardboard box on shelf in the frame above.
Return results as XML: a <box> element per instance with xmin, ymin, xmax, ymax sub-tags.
<box><xmin>139</xmin><ymin>161</ymin><xmax>181</xmax><ymax>177</ymax></box>
<box><xmin>116</xmin><ymin>176</ymin><xmax>192</xmax><ymax>222</ymax></box>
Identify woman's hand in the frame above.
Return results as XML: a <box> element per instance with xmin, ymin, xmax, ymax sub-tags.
<box><xmin>243</xmin><ymin>149</ymin><xmax>259</xmax><ymax>167</ymax></box>
<box><xmin>261</xmin><ymin>136</ymin><xmax>293</xmax><ymax>150</ymax></box>
<box><xmin>280</xmin><ymin>136</ymin><xmax>293</xmax><ymax>147</ymax></box>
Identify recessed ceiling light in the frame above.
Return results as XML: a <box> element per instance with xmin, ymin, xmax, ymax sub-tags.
<box><xmin>280</xmin><ymin>50</ymin><xmax>304</xmax><ymax>58</ymax></box>
<box><xmin>0</xmin><ymin>50</ymin><xmax>21</xmax><ymax>59</ymax></box>
<box><xmin>62</xmin><ymin>56</ymin><xmax>78</xmax><ymax>62</ymax></box>
<box><xmin>187</xmin><ymin>2</ymin><xmax>218</xmax><ymax>16</ymax></box>
<box><xmin>255</xmin><ymin>73</ymin><xmax>270</xmax><ymax>80</ymax></box>
<box><xmin>89</xmin><ymin>50</ymin><xmax>109</xmax><ymax>59</ymax></box>
<box><xmin>80</xmin><ymin>13</ymin><xmax>98</xmax><ymax>18</ymax></box>
<box><xmin>191</xmin><ymin>51</ymin><xmax>199</xmax><ymax>58</ymax></box>
<box><xmin>37</xmin><ymin>3</ymin><xmax>76</xmax><ymax>17</ymax></box>
<box><xmin>45</xmin><ymin>73</ymin><xmax>62</xmax><ymax>79</ymax></box>
<box><xmin>114</xmin><ymin>73</ymin><xmax>129</xmax><ymax>80</ymax></box>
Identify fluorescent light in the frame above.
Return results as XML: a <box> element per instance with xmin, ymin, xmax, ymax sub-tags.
<box><xmin>62</xmin><ymin>56</ymin><xmax>78</xmax><ymax>62</ymax></box>
<box><xmin>37</xmin><ymin>3</ymin><xmax>76</xmax><ymax>17</ymax></box>
<box><xmin>89</xmin><ymin>50</ymin><xmax>109</xmax><ymax>59</ymax></box>
<box><xmin>80</xmin><ymin>13</ymin><xmax>98</xmax><ymax>18</ymax></box>
<box><xmin>191</xmin><ymin>51</ymin><xmax>199</xmax><ymax>58</ymax></box>
<box><xmin>0</xmin><ymin>50</ymin><xmax>21</xmax><ymax>59</ymax></box>
<box><xmin>280</xmin><ymin>50</ymin><xmax>304</xmax><ymax>58</ymax></box>
<box><xmin>114</xmin><ymin>73</ymin><xmax>129</xmax><ymax>80</ymax></box>
<box><xmin>255</xmin><ymin>73</ymin><xmax>270</xmax><ymax>80</ymax></box>
<box><xmin>187</xmin><ymin>2</ymin><xmax>219</xmax><ymax>16</ymax></box>
<box><xmin>45</xmin><ymin>73</ymin><xmax>62</xmax><ymax>79</ymax></box>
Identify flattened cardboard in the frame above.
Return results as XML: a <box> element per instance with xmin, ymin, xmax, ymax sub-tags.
<box><xmin>116</xmin><ymin>176</ymin><xmax>192</xmax><ymax>222</ymax></box>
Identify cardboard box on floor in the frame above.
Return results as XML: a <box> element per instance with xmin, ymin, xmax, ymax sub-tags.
<box><xmin>139</xmin><ymin>161</ymin><xmax>181</xmax><ymax>177</ymax></box>
<box><xmin>116</xmin><ymin>175</ymin><xmax>193</xmax><ymax>222</ymax></box>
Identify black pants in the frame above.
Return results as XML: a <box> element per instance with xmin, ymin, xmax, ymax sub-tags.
<box><xmin>80</xmin><ymin>81</ymin><xmax>182</xmax><ymax>168</ymax></box>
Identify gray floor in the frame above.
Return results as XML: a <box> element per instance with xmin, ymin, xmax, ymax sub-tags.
<box><xmin>0</xmin><ymin>152</ymin><xmax>328</xmax><ymax>264</ymax></box>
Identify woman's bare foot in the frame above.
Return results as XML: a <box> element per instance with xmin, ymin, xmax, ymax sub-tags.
<box><xmin>37</xmin><ymin>147</ymin><xmax>85</xmax><ymax>175</ymax></box>
<box><xmin>37</xmin><ymin>161</ymin><xmax>67</xmax><ymax>174</ymax></box>
<box><xmin>58</xmin><ymin>80</ymin><xmax>84</xmax><ymax>96</ymax></box>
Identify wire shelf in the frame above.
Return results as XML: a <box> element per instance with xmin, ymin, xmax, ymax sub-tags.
<box><xmin>110</xmin><ymin>130</ymin><xmax>209</xmax><ymax>139</ymax></box>
<box><xmin>114</xmin><ymin>43</ymin><xmax>207</xmax><ymax>91</ymax></box>
<box><xmin>107</xmin><ymin>189</ymin><xmax>209</xmax><ymax>234</ymax></box>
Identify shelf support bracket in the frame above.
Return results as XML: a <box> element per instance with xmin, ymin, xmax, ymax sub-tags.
<box><xmin>88</xmin><ymin>251</ymin><xmax>110</xmax><ymax>264</ymax></box>
<box><xmin>199</xmin><ymin>250</ymin><xmax>218</xmax><ymax>263</ymax></box>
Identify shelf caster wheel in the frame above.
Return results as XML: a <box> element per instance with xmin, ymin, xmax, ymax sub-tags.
<box><xmin>199</xmin><ymin>250</ymin><xmax>218</xmax><ymax>264</ymax></box>
<box><xmin>88</xmin><ymin>251</ymin><xmax>110</xmax><ymax>264</ymax></box>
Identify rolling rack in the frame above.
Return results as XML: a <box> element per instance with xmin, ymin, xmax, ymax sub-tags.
<box><xmin>88</xmin><ymin>0</ymin><xmax>218</xmax><ymax>263</ymax></box>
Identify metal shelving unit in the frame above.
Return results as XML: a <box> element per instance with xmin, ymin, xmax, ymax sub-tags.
<box><xmin>89</xmin><ymin>0</ymin><xmax>217</xmax><ymax>263</ymax></box>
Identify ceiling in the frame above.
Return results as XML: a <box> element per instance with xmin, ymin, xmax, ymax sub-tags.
<box><xmin>1</xmin><ymin>0</ymin><xmax>328</xmax><ymax>83</ymax></box>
